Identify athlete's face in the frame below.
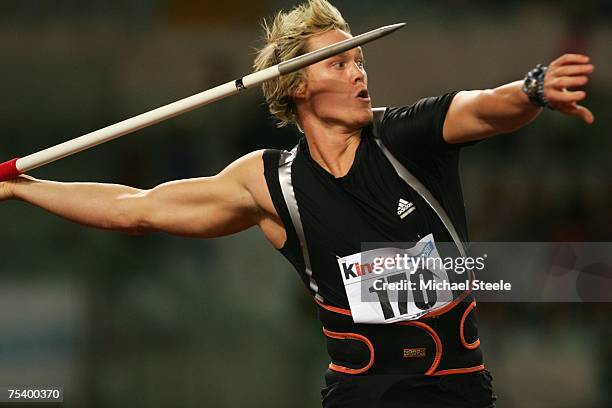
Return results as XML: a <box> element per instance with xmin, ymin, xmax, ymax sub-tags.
<box><xmin>294</xmin><ymin>29</ymin><xmax>373</xmax><ymax>130</ymax></box>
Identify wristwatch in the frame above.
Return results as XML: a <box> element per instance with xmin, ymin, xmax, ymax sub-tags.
<box><xmin>522</xmin><ymin>64</ymin><xmax>549</xmax><ymax>108</ymax></box>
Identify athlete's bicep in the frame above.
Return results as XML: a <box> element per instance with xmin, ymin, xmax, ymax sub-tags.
<box><xmin>134</xmin><ymin>151</ymin><xmax>264</xmax><ymax>238</ymax></box>
<box><xmin>443</xmin><ymin>90</ymin><xmax>498</xmax><ymax>144</ymax></box>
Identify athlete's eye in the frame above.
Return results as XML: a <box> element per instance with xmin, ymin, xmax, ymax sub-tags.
<box><xmin>356</xmin><ymin>59</ymin><xmax>365</xmax><ymax>69</ymax></box>
<box><xmin>332</xmin><ymin>61</ymin><xmax>345</xmax><ymax>69</ymax></box>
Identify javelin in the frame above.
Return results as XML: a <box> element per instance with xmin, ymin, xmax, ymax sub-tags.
<box><xmin>0</xmin><ymin>23</ymin><xmax>405</xmax><ymax>181</ymax></box>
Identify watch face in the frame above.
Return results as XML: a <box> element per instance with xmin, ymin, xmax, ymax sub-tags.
<box><xmin>523</xmin><ymin>77</ymin><xmax>538</xmax><ymax>97</ymax></box>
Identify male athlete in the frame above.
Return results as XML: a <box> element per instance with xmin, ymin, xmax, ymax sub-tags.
<box><xmin>0</xmin><ymin>0</ymin><xmax>595</xmax><ymax>406</ymax></box>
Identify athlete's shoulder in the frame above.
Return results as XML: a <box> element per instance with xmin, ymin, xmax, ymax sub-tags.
<box><xmin>378</xmin><ymin>92</ymin><xmax>459</xmax><ymax>125</ymax></box>
<box><xmin>261</xmin><ymin>142</ymin><xmax>304</xmax><ymax>172</ymax></box>
<box><xmin>221</xmin><ymin>149</ymin><xmax>281</xmax><ymax>215</ymax></box>
<box><xmin>215</xmin><ymin>151</ymin><xmax>271</xmax><ymax>201</ymax></box>
<box><xmin>221</xmin><ymin>150</ymin><xmax>265</xmax><ymax>177</ymax></box>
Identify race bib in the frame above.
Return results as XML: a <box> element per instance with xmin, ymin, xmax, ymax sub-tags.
<box><xmin>336</xmin><ymin>234</ymin><xmax>464</xmax><ymax>324</ymax></box>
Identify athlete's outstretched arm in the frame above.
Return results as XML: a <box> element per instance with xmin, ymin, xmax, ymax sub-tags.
<box><xmin>0</xmin><ymin>151</ymin><xmax>265</xmax><ymax>238</ymax></box>
<box><xmin>443</xmin><ymin>53</ymin><xmax>595</xmax><ymax>144</ymax></box>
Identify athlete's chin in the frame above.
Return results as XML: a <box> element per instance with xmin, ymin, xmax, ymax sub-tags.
<box><xmin>321</xmin><ymin>106</ymin><xmax>373</xmax><ymax>130</ymax></box>
<box><xmin>353</xmin><ymin>106</ymin><xmax>374</xmax><ymax>128</ymax></box>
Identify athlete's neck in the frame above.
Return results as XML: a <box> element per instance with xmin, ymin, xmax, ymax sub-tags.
<box><xmin>302</xmin><ymin>122</ymin><xmax>362</xmax><ymax>179</ymax></box>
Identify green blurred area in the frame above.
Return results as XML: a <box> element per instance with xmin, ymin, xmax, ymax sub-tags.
<box><xmin>0</xmin><ymin>1</ymin><xmax>611</xmax><ymax>407</ymax></box>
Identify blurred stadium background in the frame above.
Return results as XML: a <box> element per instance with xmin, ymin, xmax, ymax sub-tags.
<box><xmin>0</xmin><ymin>0</ymin><xmax>610</xmax><ymax>406</ymax></box>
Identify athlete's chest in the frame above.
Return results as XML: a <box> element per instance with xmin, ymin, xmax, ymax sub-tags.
<box><xmin>291</xmin><ymin>149</ymin><xmax>435</xmax><ymax>254</ymax></box>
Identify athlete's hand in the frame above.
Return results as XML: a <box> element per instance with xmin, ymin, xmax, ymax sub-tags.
<box><xmin>544</xmin><ymin>53</ymin><xmax>595</xmax><ymax>124</ymax></box>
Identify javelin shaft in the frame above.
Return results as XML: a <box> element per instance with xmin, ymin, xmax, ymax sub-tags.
<box><xmin>0</xmin><ymin>23</ymin><xmax>405</xmax><ymax>182</ymax></box>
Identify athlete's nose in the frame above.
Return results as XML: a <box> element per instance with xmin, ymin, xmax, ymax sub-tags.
<box><xmin>350</xmin><ymin>61</ymin><xmax>366</xmax><ymax>85</ymax></box>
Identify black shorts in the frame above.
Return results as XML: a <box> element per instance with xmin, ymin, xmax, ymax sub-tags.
<box><xmin>321</xmin><ymin>369</ymin><xmax>496</xmax><ymax>408</ymax></box>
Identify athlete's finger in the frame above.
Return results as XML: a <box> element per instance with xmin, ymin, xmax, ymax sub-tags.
<box><xmin>551</xmin><ymin>64</ymin><xmax>595</xmax><ymax>77</ymax></box>
<box><xmin>551</xmin><ymin>76</ymin><xmax>590</xmax><ymax>90</ymax></box>
<box><xmin>549</xmin><ymin>54</ymin><xmax>590</xmax><ymax>68</ymax></box>
<box><xmin>561</xmin><ymin>104</ymin><xmax>595</xmax><ymax>124</ymax></box>
<box><xmin>546</xmin><ymin>89</ymin><xmax>586</xmax><ymax>103</ymax></box>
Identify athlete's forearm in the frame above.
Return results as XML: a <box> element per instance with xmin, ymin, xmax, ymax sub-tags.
<box><xmin>444</xmin><ymin>81</ymin><xmax>542</xmax><ymax>143</ymax></box>
<box><xmin>9</xmin><ymin>175</ymin><xmax>146</xmax><ymax>232</ymax></box>
<box><xmin>473</xmin><ymin>80</ymin><xmax>542</xmax><ymax>134</ymax></box>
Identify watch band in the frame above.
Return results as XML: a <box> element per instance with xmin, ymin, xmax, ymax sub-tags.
<box><xmin>522</xmin><ymin>64</ymin><xmax>550</xmax><ymax>108</ymax></box>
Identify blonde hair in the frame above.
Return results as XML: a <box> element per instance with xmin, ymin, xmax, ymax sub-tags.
<box><xmin>253</xmin><ymin>0</ymin><xmax>350</xmax><ymax>128</ymax></box>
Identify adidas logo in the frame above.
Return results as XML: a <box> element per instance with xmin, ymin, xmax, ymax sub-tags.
<box><xmin>397</xmin><ymin>198</ymin><xmax>415</xmax><ymax>219</ymax></box>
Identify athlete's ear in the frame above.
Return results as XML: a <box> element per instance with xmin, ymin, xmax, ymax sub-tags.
<box><xmin>292</xmin><ymin>78</ymin><xmax>307</xmax><ymax>100</ymax></box>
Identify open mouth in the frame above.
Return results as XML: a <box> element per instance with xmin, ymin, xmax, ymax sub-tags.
<box><xmin>356</xmin><ymin>89</ymin><xmax>370</xmax><ymax>101</ymax></box>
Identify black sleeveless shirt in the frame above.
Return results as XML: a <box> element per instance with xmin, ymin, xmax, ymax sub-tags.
<box><xmin>262</xmin><ymin>92</ymin><xmax>484</xmax><ymax>378</ymax></box>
